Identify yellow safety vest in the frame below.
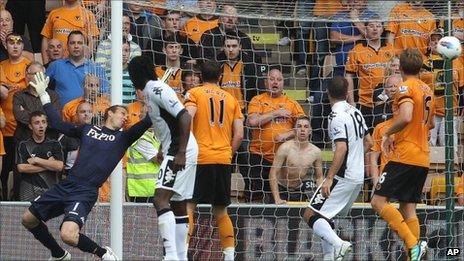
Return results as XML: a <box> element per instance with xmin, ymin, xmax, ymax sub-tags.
<box><xmin>126</xmin><ymin>130</ymin><xmax>160</xmax><ymax>197</ymax></box>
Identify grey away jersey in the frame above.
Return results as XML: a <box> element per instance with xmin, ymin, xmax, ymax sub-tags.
<box><xmin>328</xmin><ymin>101</ymin><xmax>368</xmax><ymax>183</ymax></box>
<box><xmin>143</xmin><ymin>80</ymin><xmax>198</xmax><ymax>163</ymax></box>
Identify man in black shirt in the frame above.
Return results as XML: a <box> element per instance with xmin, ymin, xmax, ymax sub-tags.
<box><xmin>17</xmin><ymin>111</ymin><xmax>63</xmax><ymax>201</ymax></box>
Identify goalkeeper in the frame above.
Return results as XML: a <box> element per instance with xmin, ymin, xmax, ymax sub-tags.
<box><xmin>21</xmin><ymin>72</ymin><xmax>152</xmax><ymax>260</ymax></box>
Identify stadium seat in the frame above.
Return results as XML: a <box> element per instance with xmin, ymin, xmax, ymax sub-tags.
<box><xmin>429</xmin><ymin>175</ymin><xmax>461</xmax><ymax>205</ymax></box>
<box><xmin>231</xmin><ymin>172</ymin><xmax>245</xmax><ymax>199</ymax></box>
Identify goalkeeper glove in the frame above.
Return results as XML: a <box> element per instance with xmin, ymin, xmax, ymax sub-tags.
<box><xmin>29</xmin><ymin>72</ymin><xmax>51</xmax><ymax>105</ymax></box>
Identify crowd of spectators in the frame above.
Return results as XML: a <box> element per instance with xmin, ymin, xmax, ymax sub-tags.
<box><xmin>0</xmin><ymin>0</ymin><xmax>462</xmax><ymax>206</ymax></box>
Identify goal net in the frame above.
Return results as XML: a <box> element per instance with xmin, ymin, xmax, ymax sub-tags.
<box><xmin>1</xmin><ymin>0</ymin><xmax>464</xmax><ymax>260</ymax></box>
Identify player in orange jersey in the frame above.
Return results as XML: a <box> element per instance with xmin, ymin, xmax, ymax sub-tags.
<box><xmin>185</xmin><ymin>60</ymin><xmax>243</xmax><ymax>260</ymax></box>
<box><xmin>371</xmin><ymin>49</ymin><xmax>435</xmax><ymax>261</ymax></box>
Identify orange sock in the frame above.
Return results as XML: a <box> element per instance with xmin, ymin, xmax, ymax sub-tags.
<box><xmin>405</xmin><ymin>217</ymin><xmax>420</xmax><ymax>239</ymax></box>
<box><xmin>380</xmin><ymin>204</ymin><xmax>417</xmax><ymax>249</ymax></box>
<box><xmin>188</xmin><ymin>211</ymin><xmax>194</xmax><ymax>243</ymax></box>
<box><xmin>216</xmin><ymin>214</ymin><xmax>235</xmax><ymax>249</ymax></box>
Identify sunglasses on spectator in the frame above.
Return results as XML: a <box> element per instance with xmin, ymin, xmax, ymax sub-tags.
<box><xmin>7</xmin><ymin>35</ymin><xmax>23</xmax><ymax>43</ymax></box>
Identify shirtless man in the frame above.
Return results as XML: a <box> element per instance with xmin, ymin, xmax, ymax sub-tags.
<box><xmin>269</xmin><ymin>116</ymin><xmax>323</xmax><ymax>204</ymax></box>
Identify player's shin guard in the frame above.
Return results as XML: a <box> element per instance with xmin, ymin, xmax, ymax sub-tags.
<box><xmin>28</xmin><ymin>222</ymin><xmax>66</xmax><ymax>258</ymax></box>
<box><xmin>217</xmin><ymin>214</ymin><xmax>235</xmax><ymax>260</ymax></box>
<box><xmin>157</xmin><ymin>208</ymin><xmax>178</xmax><ymax>259</ymax></box>
<box><xmin>405</xmin><ymin>217</ymin><xmax>420</xmax><ymax>239</ymax></box>
<box><xmin>77</xmin><ymin>233</ymin><xmax>106</xmax><ymax>257</ymax></box>
<box><xmin>380</xmin><ymin>204</ymin><xmax>417</xmax><ymax>249</ymax></box>
<box><xmin>175</xmin><ymin>215</ymin><xmax>189</xmax><ymax>260</ymax></box>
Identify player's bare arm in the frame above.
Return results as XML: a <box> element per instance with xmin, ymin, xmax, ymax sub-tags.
<box><xmin>321</xmin><ymin>140</ymin><xmax>347</xmax><ymax>198</ymax></box>
<box><xmin>381</xmin><ymin>102</ymin><xmax>413</xmax><ymax>156</ymax></box>
<box><xmin>313</xmin><ymin>152</ymin><xmax>323</xmax><ymax>186</ymax></box>
<box><xmin>269</xmin><ymin>141</ymin><xmax>290</xmax><ymax>204</ymax></box>
<box><xmin>231</xmin><ymin>119</ymin><xmax>244</xmax><ymax>153</ymax></box>
<box><xmin>173</xmin><ymin>110</ymin><xmax>191</xmax><ymax>172</ymax></box>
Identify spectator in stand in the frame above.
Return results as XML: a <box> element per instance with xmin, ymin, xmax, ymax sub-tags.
<box><xmin>16</xmin><ymin>111</ymin><xmax>64</xmax><ymax>201</ymax></box>
<box><xmin>453</xmin><ymin>0</ymin><xmax>464</xmax><ymax>43</ymax></box>
<box><xmin>420</xmin><ymin>28</ymin><xmax>464</xmax><ymax>147</ymax></box>
<box><xmin>386</xmin><ymin>1</ymin><xmax>436</xmax><ymax>57</ymax></box>
<box><xmin>106</xmin><ymin>38</ymin><xmax>137</xmax><ymax>105</ymax></box>
<box><xmin>153</xmin><ymin>10</ymin><xmax>198</xmax><ymax>65</ymax></box>
<box><xmin>0</xmin><ymin>10</ymin><xmax>34</xmax><ymax>61</ymax></box>
<box><xmin>155</xmin><ymin>36</ymin><xmax>184</xmax><ymax>96</ymax></box>
<box><xmin>385</xmin><ymin>55</ymin><xmax>401</xmax><ymax>77</ymax></box>
<box><xmin>58</xmin><ymin>102</ymin><xmax>92</xmax><ymax>178</ymax></box>
<box><xmin>183</xmin><ymin>0</ymin><xmax>219</xmax><ymax>44</ymax></box>
<box><xmin>126</xmin><ymin>90</ymin><xmax>145</xmax><ymax>129</ymax></box>
<box><xmin>13</xmin><ymin>62</ymin><xmax>60</xmax><ymax>143</ymax></box>
<box><xmin>46</xmin><ymin>30</ymin><xmax>108</xmax><ymax>107</ymax></box>
<box><xmin>62</xmin><ymin>74</ymin><xmax>110</xmax><ymax>124</ymax></box>
<box><xmin>269</xmin><ymin>116</ymin><xmax>323</xmax><ymax>204</ymax></box>
<box><xmin>217</xmin><ymin>32</ymin><xmax>264</xmax><ymax>112</ymax></box>
<box><xmin>0</xmin><ymin>107</ymin><xmax>5</xmax><ymax>200</ymax></box>
<box><xmin>41</xmin><ymin>0</ymin><xmax>99</xmax><ymax>63</ymax></box>
<box><xmin>126</xmin><ymin>124</ymin><xmax>160</xmax><ymax>203</ymax></box>
<box><xmin>5</xmin><ymin>0</ymin><xmax>45</xmax><ymax>53</ymax></box>
<box><xmin>245</xmin><ymin>67</ymin><xmax>305</xmax><ymax>202</ymax></box>
<box><xmin>201</xmin><ymin>5</ymin><xmax>257</xmax><ymax>63</ymax></box>
<box><xmin>345</xmin><ymin>17</ymin><xmax>396</xmax><ymax>132</ymax></box>
<box><xmin>330</xmin><ymin>0</ymin><xmax>375</xmax><ymax>76</ymax></box>
<box><xmin>124</xmin><ymin>3</ymin><xmax>162</xmax><ymax>60</ymax></box>
<box><xmin>181</xmin><ymin>64</ymin><xmax>202</xmax><ymax>98</ymax></box>
<box><xmin>95</xmin><ymin>14</ymin><xmax>142</xmax><ymax>72</ymax></box>
<box><xmin>372</xmin><ymin>74</ymin><xmax>401</xmax><ymax>127</ymax></box>
<box><xmin>0</xmin><ymin>33</ymin><xmax>31</xmax><ymax>200</ymax></box>
<box><xmin>44</xmin><ymin>39</ymin><xmax>64</xmax><ymax>69</ymax></box>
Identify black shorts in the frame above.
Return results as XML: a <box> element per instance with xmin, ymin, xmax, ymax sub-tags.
<box><xmin>374</xmin><ymin>161</ymin><xmax>428</xmax><ymax>203</ymax></box>
<box><xmin>29</xmin><ymin>180</ymin><xmax>98</xmax><ymax>228</ymax></box>
<box><xmin>277</xmin><ymin>180</ymin><xmax>316</xmax><ymax>202</ymax></box>
<box><xmin>192</xmin><ymin>164</ymin><xmax>231</xmax><ymax>206</ymax></box>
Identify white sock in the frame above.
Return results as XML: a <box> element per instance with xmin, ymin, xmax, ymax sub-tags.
<box><xmin>321</xmin><ymin>239</ymin><xmax>334</xmax><ymax>260</ymax></box>
<box><xmin>158</xmin><ymin>210</ymin><xmax>177</xmax><ymax>260</ymax></box>
<box><xmin>223</xmin><ymin>247</ymin><xmax>234</xmax><ymax>261</ymax></box>
<box><xmin>175</xmin><ymin>216</ymin><xmax>189</xmax><ymax>261</ymax></box>
<box><xmin>313</xmin><ymin>218</ymin><xmax>343</xmax><ymax>248</ymax></box>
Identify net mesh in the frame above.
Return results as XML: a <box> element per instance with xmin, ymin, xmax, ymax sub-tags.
<box><xmin>1</xmin><ymin>0</ymin><xmax>464</xmax><ymax>260</ymax></box>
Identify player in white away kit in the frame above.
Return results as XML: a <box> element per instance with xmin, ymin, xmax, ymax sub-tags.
<box><xmin>128</xmin><ymin>56</ymin><xmax>198</xmax><ymax>261</ymax></box>
<box><xmin>302</xmin><ymin>76</ymin><xmax>373</xmax><ymax>260</ymax></box>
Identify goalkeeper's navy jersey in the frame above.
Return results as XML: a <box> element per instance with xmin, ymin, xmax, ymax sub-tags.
<box><xmin>43</xmin><ymin>103</ymin><xmax>152</xmax><ymax>188</ymax></box>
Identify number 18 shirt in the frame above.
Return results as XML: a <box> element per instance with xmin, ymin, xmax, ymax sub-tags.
<box><xmin>329</xmin><ymin>100</ymin><xmax>368</xmax><ymax>184</ymax></box>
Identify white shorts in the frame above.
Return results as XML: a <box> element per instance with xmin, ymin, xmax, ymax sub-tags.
<box><xmin>157</xmin><ymin>155</ymin><xmax>197</xmax><ymax>201</ymax></box>
<box><xmin>308</xmin><ymin>178</ymin><xmax>362</xmax><ymax>219</ymax></box>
